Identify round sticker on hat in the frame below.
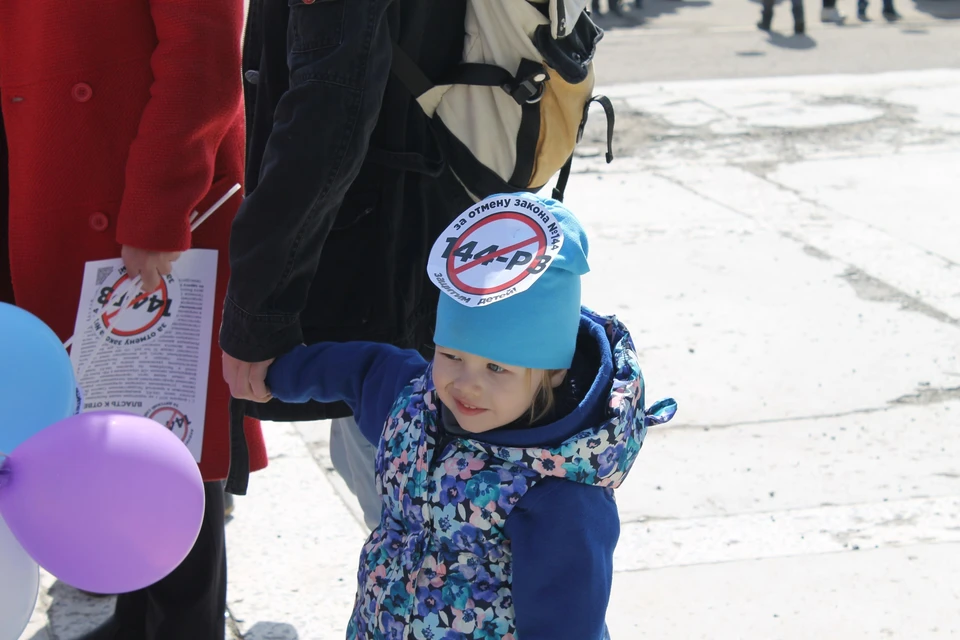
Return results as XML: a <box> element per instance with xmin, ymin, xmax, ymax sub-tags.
<box><xmin>427</xmin><ymin>195</ymin><xmax>564</xmax><ymax>308</ymax></box>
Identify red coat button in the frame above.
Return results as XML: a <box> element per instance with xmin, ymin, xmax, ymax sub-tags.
<box><xmin>303</xmin><ymin>0</ymin><xmax>316</xmax><ymax>4</ymax></box>
<box><xmin>88</xmin><ymin>212</ymin><xmax>109</xmax><ymax>232</ymax></box>
<box><xmin>72</xmin><ymin>83</ymin><xmax>93</xmax><ymax>103</ymax></box>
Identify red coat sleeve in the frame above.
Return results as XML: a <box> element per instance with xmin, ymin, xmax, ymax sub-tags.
<box><xmin>114</xmin><ymin>0</ymin><xmax>244</xmax><ymax>252</ymax></box>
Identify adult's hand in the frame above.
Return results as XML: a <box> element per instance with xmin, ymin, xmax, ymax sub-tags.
<box><xmin>121</xmin><ymin>245</ymin><xmax>182</xmax><ymax>292</ymax></box>
<box><xmin>222</xmin><ymin>352</ymin><xmax>275</xmax><ymax>403</ymax></box>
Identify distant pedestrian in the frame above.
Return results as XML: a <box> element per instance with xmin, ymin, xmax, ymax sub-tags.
<box><xmin>857</xmin><ymin>0</ymin><xmax>901</xmax><ymax>21</ymax></box>
<box><xmin>758</xmin><ymin>0</ymin><xmax>806</xmax><ymax>35</ymax></box>
<box><xmin>821</xmin><ymin>0</ymin><xmax>846</xmax><ymax>22</ymax></box>
<box><xmin>591</xmin><ymin>0</ymin><xmax>643</xmax><ymax>16</ymax></box>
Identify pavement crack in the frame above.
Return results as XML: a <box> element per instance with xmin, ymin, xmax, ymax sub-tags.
<box><xmin>839</xmin><ymin>266</ymin><xmax>959</xmax><ymax>326</ymax></box>
<box><xmin>891</xmin><ymin>385</ymin><xmax>960</xmax><ymax>405</ymax></box>
<box><xmin>803</xmin><ymin>244</ymin><xmax>832</xmax><ymax>260</ymax></box>
<box><xmin>226</xmin><ymin>605</ymin><xmax>245</xmax><ymax>639</ymax></box>
<box><xmin>751</xmin><ymin>168</ymin><xmax>960</xmax><ymax>273</ymax></box>
<box><xmin>655</xmin><ymin>404</ymin><xmax>893</xmax><ymax>431</ymax></box>
<box><xmin>620</xmin><ymin>494</ymin><xmax>954</xmax><ymax>527</ymax></box>
<box><xmin>653</xmin><ymin>168</ymin><xmax>960</xmax><ymax>329</ymax></box>
<box><xmin>613</xmin><ymin>539</ymin><xmax>960</xmax><ymax>574</ymax></box>
<box><xmin>584</xmin><ymin>90</ymin><xmax>960</xmax><ymax>173</ymax></box>
<box><xmin>656</xmin><ymin>385</ymin><xmax>959</xmax><ymax>431</ymax></box>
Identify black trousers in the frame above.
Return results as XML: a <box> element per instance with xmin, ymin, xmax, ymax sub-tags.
<box><xmin>110</xmin><ymin>481</ymin><xmax>227</xmax><ymax>640</ymax></box>
<box><xmin>858</xmin><ymin>0</ymin><xmax>895</xmax><ymax>12</ymax></box>
<box><xmin>762</xmin><ymin>0</ymin><xmax>805</xmax><ymax>23</ymax></box>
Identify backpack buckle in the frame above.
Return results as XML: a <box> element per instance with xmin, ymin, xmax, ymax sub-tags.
<box><xmin>505</xmin><ymin>62</ymin><xmax>550</xmax><ymax>105</ymax></box>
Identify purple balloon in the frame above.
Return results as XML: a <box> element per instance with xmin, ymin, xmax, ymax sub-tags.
<box><xmin>0</xmin><ymin>411</ymin><xmax>204</xmax><ymax>594</ymax></box>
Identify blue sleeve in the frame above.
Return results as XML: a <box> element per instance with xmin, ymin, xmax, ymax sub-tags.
<box><xmin>265</xmin><ymin>342</ymin><xmax>427</xmax><ymax>445</ymax></box>
<box><xmin>504</xmin><ymin>480</ymin><xmax>619</xmax><ymax>640</ymax></box>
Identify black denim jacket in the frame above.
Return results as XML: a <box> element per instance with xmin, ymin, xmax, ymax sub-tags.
<box><xmin>222</xmin><ymin>0</ymin><xmax>471</xmax><ymax>423</ymax></box>
<box><xmin>222</xmin><ymin>0</ymin><xmax>396</xmax><ymax>363</ymax></box>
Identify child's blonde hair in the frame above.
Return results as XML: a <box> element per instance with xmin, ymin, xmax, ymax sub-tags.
<box><xmin>528</xmin><ymin>369</ymin><xmax>563</xmax><ymax>424</ymax></box>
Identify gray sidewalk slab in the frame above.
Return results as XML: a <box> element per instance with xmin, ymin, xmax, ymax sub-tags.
<box><xmin>224</xmin><ymin>422</ymin><xmax>367</xmax><ymax>640</ymax></box>
<box><xmin>608</xmin><ymin>542</ymin><xmax>960</xmax><ymax>639</ymax></box>
<box><xmin>618</xmin><ymin>403</ymin><xmax>960</xmax><ymax>523</ymax></box>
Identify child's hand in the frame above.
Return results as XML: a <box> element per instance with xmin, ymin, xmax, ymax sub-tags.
<box><xmin>121</xmin><ymin>245</ymin><xmax>182</xmax><ymax>292</ymax></box>
<box><xmin>222</xmin><ymin>352</ymin><xmax>274</xmax><ymax>403</ymax></box>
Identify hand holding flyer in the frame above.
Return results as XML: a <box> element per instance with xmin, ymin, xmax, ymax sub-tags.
<box><xmin>68</xmin><ymin>250</ymin><xmax>218</xmax><ymax>462</ymax></box>
<box><xmin>65</xmin><ymin>183</ymin><xmax>240</xmax><ymax>462</ymax></box>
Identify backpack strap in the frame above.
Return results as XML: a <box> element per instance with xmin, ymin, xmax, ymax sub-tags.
<box><xmin>392</xmin><ymin>41</ymin><xmax>549</xmax><ymax>106</ymax></box>
<box><xmin>225</xmin><ymin>398</ymin><xmax>250</xmax><ymax>495</ymax></box>
<box><xmin>553</xmin><ymin>94</ymin><xmax>615</xmax><ymax>202</ymax></box>
<box><xmin>509</xmin><ymin>60</ymin><xmax>551</xmax><ymax>187</ymax></box>
<box><xmin>390</xmin><ymin>40</ymin><xmax>436</xmax><ymax>98</ymax></box>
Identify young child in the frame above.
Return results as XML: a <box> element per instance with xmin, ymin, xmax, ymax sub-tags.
<box><xmin>266</xmin><ymin>194</ymin><xmax>676</xmax><ymax>639</ymax></box>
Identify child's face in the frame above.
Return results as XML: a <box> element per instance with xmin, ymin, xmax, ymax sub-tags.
<box><xmin>432</xmin><ymin>346</ymin><xmax>545</xmax><ymax>434</ymax></box>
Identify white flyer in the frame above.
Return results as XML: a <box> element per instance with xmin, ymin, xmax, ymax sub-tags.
<box><xmin>69</xmin><ymin>249</ymin><xmax>218</xmax><ymax>462</ymax></box>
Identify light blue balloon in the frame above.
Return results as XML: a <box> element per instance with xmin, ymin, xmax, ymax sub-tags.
<box><xmin>0</xmin><ymin>303</ymin><xmax>78</xmax><ymax>453</ymax></box>
<box><xmin>0</xmin><ymin>513</ymin><xmax>40</xmax><ymax>640</ymax></box>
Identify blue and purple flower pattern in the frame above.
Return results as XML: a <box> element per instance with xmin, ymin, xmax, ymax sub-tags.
<box><xmin>345</xmin><ymin>309</ymin><xmax>676</xmax><ymax>639</ymax></box>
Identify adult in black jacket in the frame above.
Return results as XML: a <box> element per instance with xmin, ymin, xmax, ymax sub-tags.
<box><xmin>221</xmin><ymin>0</ymin><xmax>474</xmax><ymax>502</ymax></box>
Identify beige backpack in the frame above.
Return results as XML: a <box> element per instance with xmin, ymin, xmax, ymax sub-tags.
<box><xmin>391</xmin><ymin>0</ymin><xmax>615</xmax><ymax>201</ymax></box>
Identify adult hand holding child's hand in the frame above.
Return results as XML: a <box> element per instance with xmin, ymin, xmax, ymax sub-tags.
<box><xmin>222</xmin><ymin>352</ymin><xmax>274</xmax><ymax>403</ymax></box>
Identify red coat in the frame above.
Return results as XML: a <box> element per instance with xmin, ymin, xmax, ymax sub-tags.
<box><xmin>0</xmin><ymin>1</ymin><xmax>267</xmax><ymax>481</ymax></box>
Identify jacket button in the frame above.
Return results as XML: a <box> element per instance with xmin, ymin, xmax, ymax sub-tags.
<box><xmin>88</xmin><ymin>212</ymin><xmax>109</xmax><ymax>232</ymax></box>
<box><xmin>244</xmin><ymin>70</ymin><xmax>260</xmax><ymax>85</ymax></box>
<box><xmin>72</xmin><ymin>83</ymin><xmax>93</xmax><ymax>103</ymax></box>
<box><xmin>303</xmin><ymin>0</ymin><xmax>316</xmax><ymax>4</ymax></box>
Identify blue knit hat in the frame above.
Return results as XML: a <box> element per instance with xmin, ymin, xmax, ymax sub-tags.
<box><xmin>429</xmin><ymin>193</ymin><xmax>589</xmax><ymax>370</ymax></box>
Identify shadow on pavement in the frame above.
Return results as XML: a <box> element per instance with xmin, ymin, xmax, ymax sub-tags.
<box><xmin>767</xmin><ymin>32</ymin><xmax>818</xmax><ymax>49</ymax></box>
<box><xmin>637</xmin><ymin>0</ymin><xmax>713</xmax><ymax>20</ymax></box>
<box><xmin>911</xmin><ymin>0</ymin><xmax>960</xmax><ymax>20</ymax></box>
<box><xmin>590</xmin><ymin>0</ymin><xmax>712</xmax><ymax>31</ymax></box>
<box><xmin>591</xmin><ymin>4</ymin><xmax>646</xmax><ymax>30</ymax></box>
<box><xmin>244</xmin><ymin>622</ymin><xmax>300</xmax><ymax>640</ymax></box>
<box><xmin>32</xmin><ymin>582</ymin><xmax>114</xmax><ymax>640</ymax></box>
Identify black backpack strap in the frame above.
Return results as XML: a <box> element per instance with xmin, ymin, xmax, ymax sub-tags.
<box><xmin>509</xmin><ymin>60</ymin><xmax>551</xmax><ymax>188</ymax></box>
<box><xmin>553</xmin><ymin>95</ymin><xmax>616</xmax><ymax>202</ymax></box>
<box><xmin>442</xmin><ymin>63</ymin><xmax>514</xmax><ymax>89</ymax></box>
<box><xmin>224</xmin><ymin>397</ymin><xmax>250</xmax><ymax>495</ymax></box>
<box><xmin>552</xmin><ymin>155</ymin><xmax>574</xmax><ymax>203</ymax></box>
<box><xmin>390</xmin><ymin>40</ymin><xmax>436</xmax><ymax>98</ymax></box>
<box><xmin>365</xmin><ymin>147</ymin><xmax>445</xmax><ymax>177</ymax></box>
<box><xmin>446</xmin><ymin>61</ymin><xmax>549</xmax><ymax>105</ymax></box>
<box><xmin>392</xmin><ymin>41</ymin><xmax>548</xmax><ymax>106</ymax></box>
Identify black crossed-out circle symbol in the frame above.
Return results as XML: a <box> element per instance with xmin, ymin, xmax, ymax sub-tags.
<box><xmin>149</xmin><ymin>406</ymin><xmax>191</xmax><ymax>442</ymax></box>
<box><xmin>99</xmin><ymin>274</ymin><xmax>171</xmax><ymax>337</ymax></box>
<box><xmin>446</xmin><ymin>212</ymin><xmax>548</xmax><ymax>296</ymax></box>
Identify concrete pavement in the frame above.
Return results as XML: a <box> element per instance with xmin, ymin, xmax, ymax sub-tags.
<box><xmin>592</xmin><ymin>0</ymin><xmax>960</xmax><ymax>83</ymax></box>
<box><xmin>19</xmin><ymin>59</ymin><xmax>960</xmax><ymax>640</ymax></box>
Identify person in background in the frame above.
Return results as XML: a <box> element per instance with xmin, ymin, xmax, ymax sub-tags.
<box><xmin>821</xmin><ymin>0</ymin><xmax>846</xmax><ymax>22</ymax></box>
<box><xmin>0</xmin><ymin>2</ymin><xmax>267</xmax><ymax>638</ymax></box>
<box><xmin>857</xmin><ymin>0</ymin><xmax>901</xmax><ymax>21</ymax></box>
<box><xmin>592</xmin><ymin>0</ymin><xmax>645</xmax><ymax>16</ymax></box>
<box><xmin>758</xmin><ymin>0</ymin><xmax>806</xmax><ymax>34</ymax></box>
